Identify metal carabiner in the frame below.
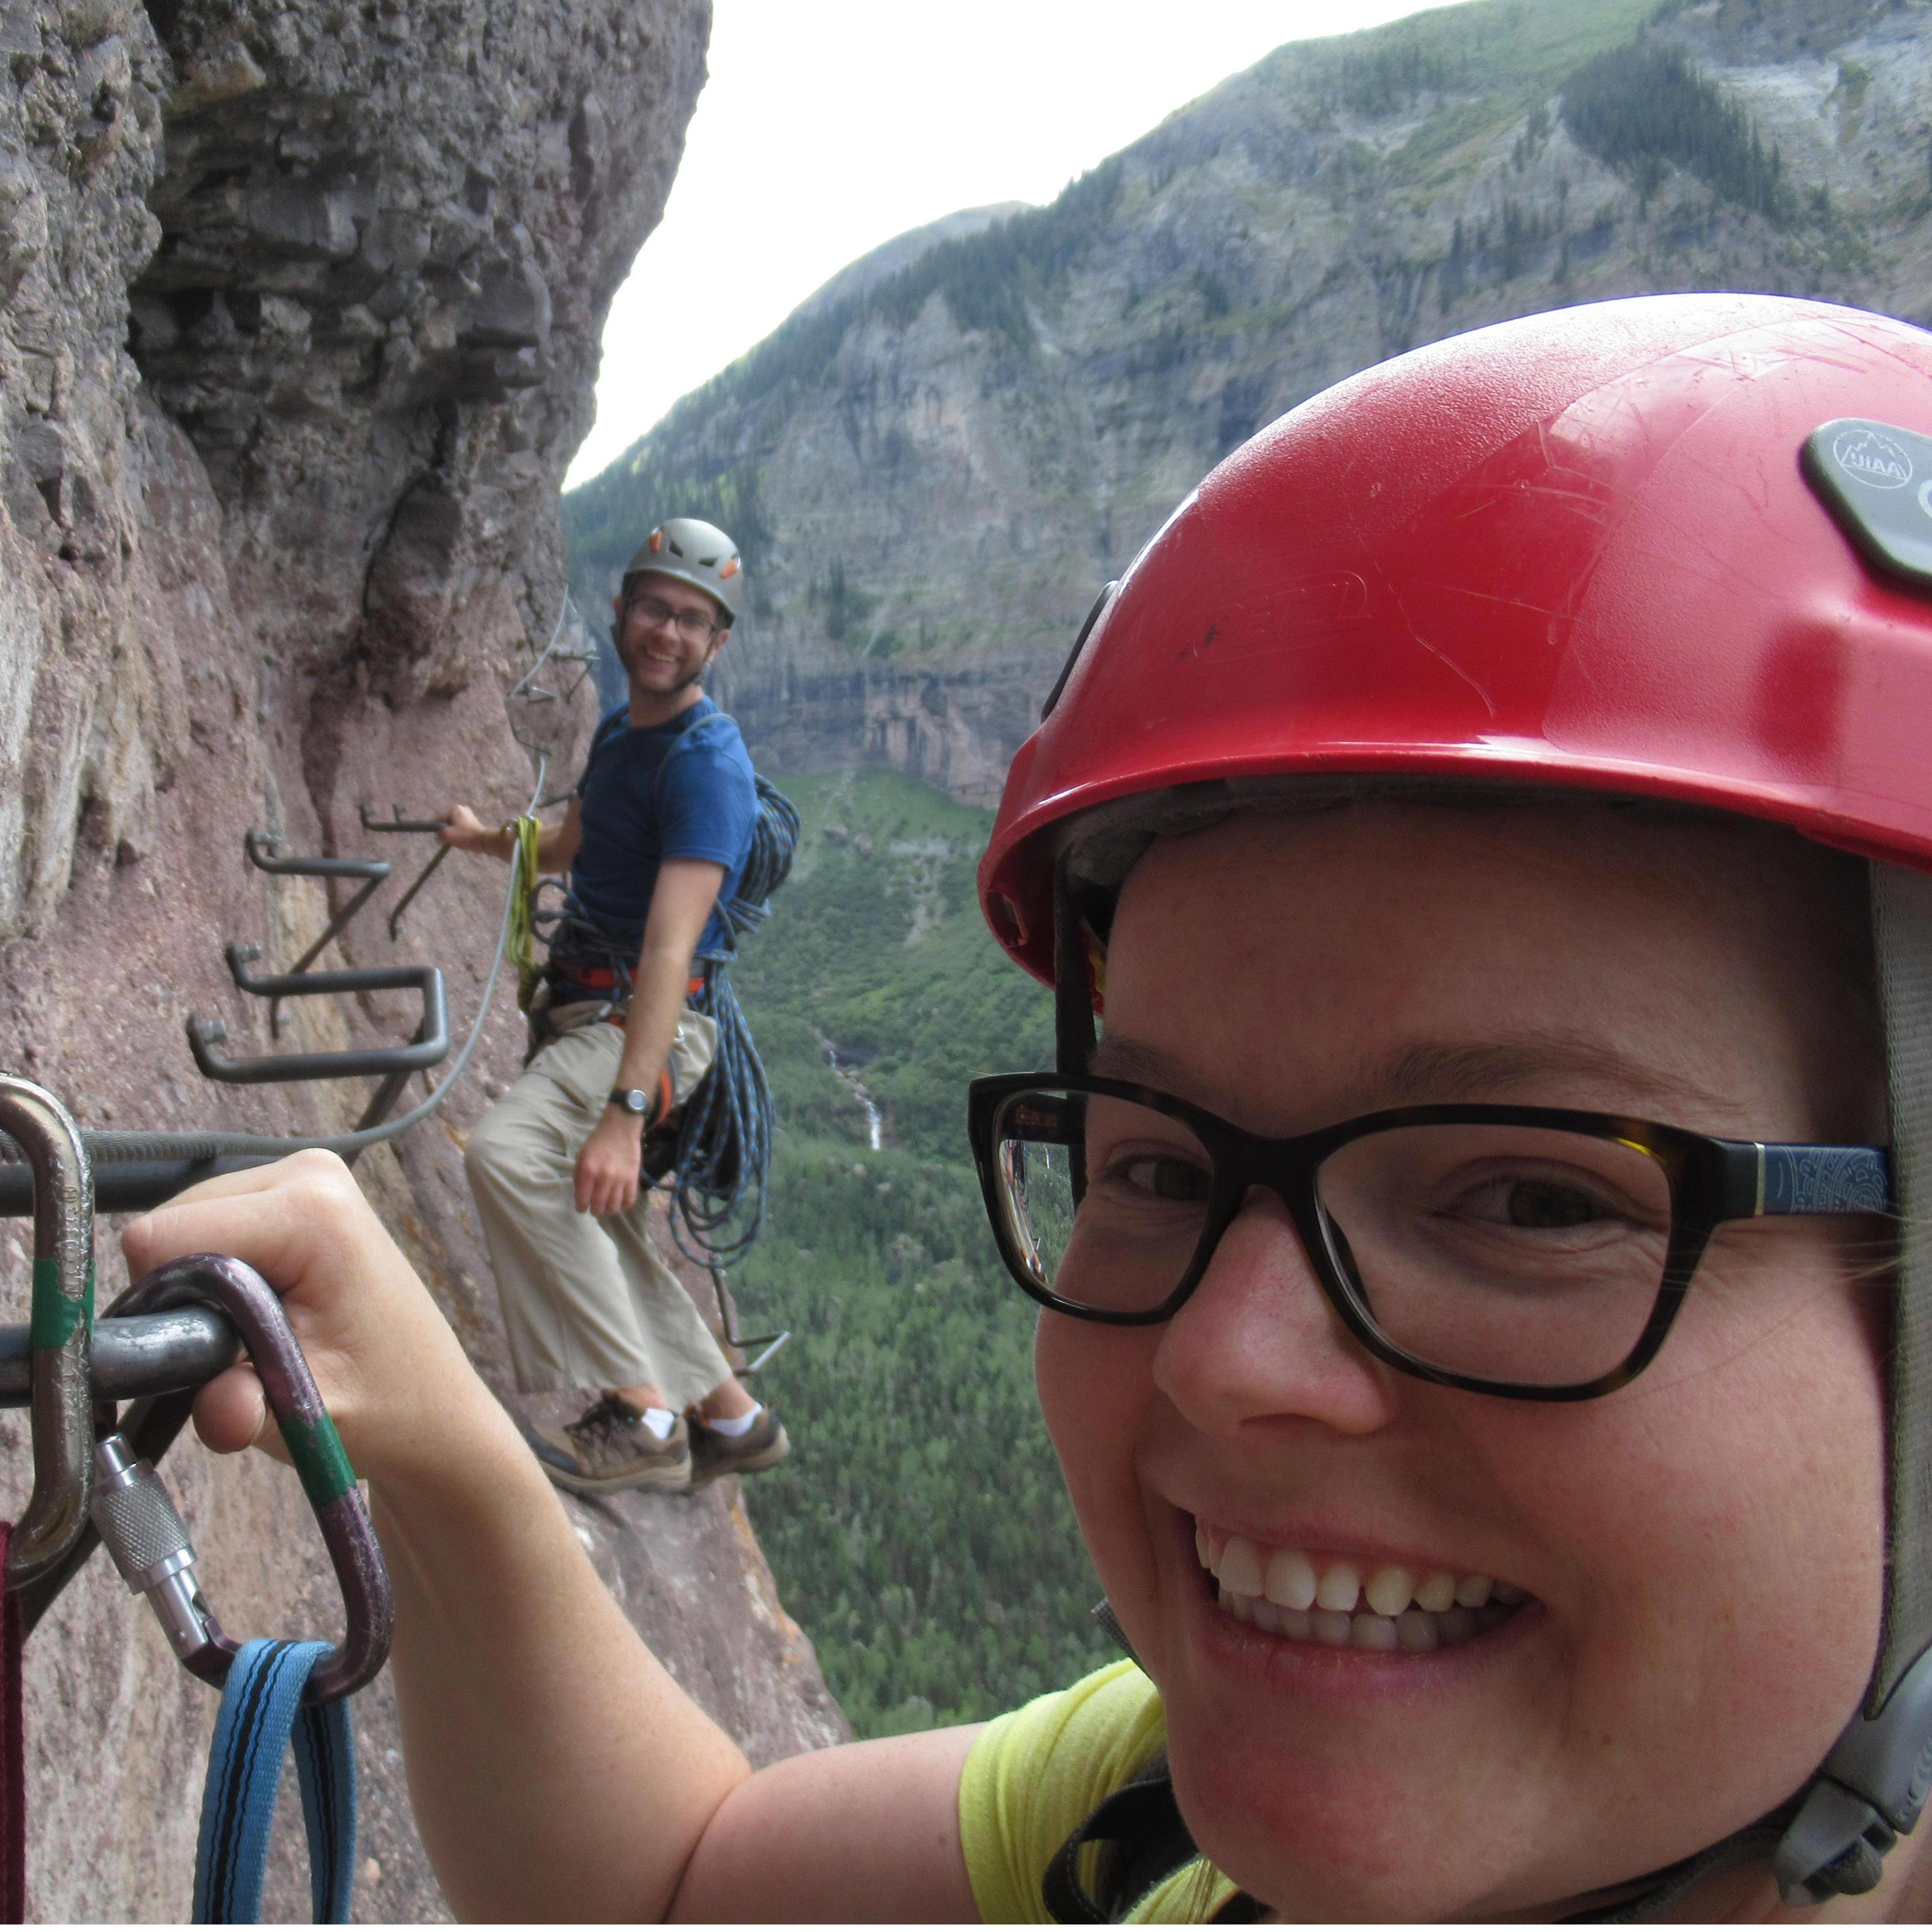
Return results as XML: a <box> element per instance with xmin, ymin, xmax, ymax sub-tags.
<box><xmin>0</xmin><ymin>1078</ymin><xmax>94</xmax><ymax>1589</ymax></box>
<box><xmin>106</xmin><ymin>1253</ymin><xmax>392</xmax><ymax>1703</ymax></box>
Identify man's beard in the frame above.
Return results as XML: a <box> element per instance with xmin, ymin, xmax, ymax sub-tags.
<box><xmin>614</xmin><ymin>629</ymin><xmax>705</xmax><ymax>692</ymax></box>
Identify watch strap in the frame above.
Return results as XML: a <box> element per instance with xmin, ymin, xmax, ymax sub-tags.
<box><xmin>608</xmin><ymin>1070</ymin><xmax>677</xmax><ymax>1126</ymax></box>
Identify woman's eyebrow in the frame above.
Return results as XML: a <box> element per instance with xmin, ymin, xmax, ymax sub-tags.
<box><xmin>1088</xmin><ymin>1031</ymin><xmax>1741</xmax><ymax>1119</ymax></box>
<box><xmin>1375</xmin><ymin>1037</ymin><xmax>1741</xmax><ymax>1115</ymax></box>
<box><xmin>1089</xmin><ymin>1035</ymin><xmax>1200</xmax><ymax>1091</ymax></box>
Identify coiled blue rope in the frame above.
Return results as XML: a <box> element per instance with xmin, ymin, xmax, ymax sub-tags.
<box><xmin>670</xmin><ymin>776</ymin><xmax>798</xmax><ymax>1266</ymax></box>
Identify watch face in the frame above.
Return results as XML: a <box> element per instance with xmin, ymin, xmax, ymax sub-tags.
<box><xmin>613</xmin><ymin>1089</ymin><xmax>647</xmax><ymax>1114</ymax></box>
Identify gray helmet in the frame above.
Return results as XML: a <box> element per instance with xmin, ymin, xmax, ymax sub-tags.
<box><xmin>622</xmin><ymin>516</ymin><xmax>742</xmax><ymax>624</ymax></box>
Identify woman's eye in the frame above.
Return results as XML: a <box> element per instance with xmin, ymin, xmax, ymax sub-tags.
<box><xmin>1102</xmin><ymin>1153</ymin><xmax>1211</xmax><ymax>1202</ymax></box>
<box><xmin>1455</xmin><ymin>1175</ymin><xmax>1619</xmax><ymax>1230</ymax></box>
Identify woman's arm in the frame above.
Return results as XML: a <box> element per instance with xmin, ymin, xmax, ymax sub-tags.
<box><xmin>122</xmin><ymin>1155</ymin><xmax>982</xmax><ymax>1921</ymax></box>
<box><xmin>672</xmin><ymin>1725</ymin><xmax>982</xmax><ymax>1922</ymax></box>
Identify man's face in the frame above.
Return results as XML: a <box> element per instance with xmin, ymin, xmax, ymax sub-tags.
<box><xmin>612</xmin><ymin>571</ymin><xmax>730</xmax><ymax>695</ymax></box>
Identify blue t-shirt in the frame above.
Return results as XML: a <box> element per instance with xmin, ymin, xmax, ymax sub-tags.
<box><xmin>566</xmin><ymin>697</ymin><xmax>758</xmax><ymax>962</ymax></box>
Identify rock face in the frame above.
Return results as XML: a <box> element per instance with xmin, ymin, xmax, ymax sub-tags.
<box><xmin>0</xmin><ymin>0</ymin><xmax>843</xmax><ymax>1918</ymax></box>
<box><xmin>566</xmin><ymin>0</ymin><xmax>1932</xmax><ymax>802</ymax></box>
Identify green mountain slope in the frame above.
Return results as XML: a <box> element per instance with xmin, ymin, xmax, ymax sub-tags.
<box><xmin>722</xmin><ymin>770</ymin><xmax>1108</xmax><ymax>1736</ymax></box>
<box><xmin>568</xmin><ymin>0</ymin><xmax>1932</xmax><ymax>801</ymax></box>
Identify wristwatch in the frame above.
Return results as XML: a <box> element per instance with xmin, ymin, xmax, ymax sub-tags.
<box><xmin>608</xmin><ymin>1088</ymin><xmax>652</xmax><ymax>1117</ymax></box>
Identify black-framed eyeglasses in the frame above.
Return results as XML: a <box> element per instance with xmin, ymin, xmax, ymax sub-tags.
<box><xmin>966</xmin><ymin>1072</ymin><xmax>1892</xmax><ymax>1402</ymax></box>
<box><xmin>627</xmin><ymin>593</ymin><xmax>721</xmax><ymax>644</ymax></box>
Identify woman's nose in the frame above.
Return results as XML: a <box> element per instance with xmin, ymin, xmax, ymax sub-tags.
<box><xmin>1152</xmin><ymin>1187</ymin><xmax>1401</xmax><ymax>1440</ymax></box>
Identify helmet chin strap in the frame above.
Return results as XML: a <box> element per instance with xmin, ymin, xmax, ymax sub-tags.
<box><xmin>1053</xmin><ymin>879</ymin><xmax>1098</xmax><ymax>1077</ymax></box>
<box><xmin>1048</xmin><ymin>850</ymin><xmax>1932</xmax><ymax>1916</ymax></box>
<box><xmin>1759</xmin><ymin>863</ymin><xmax>1932</xmax><ymax>1906</ymax></box>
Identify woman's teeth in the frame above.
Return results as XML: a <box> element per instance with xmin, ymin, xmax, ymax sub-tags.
<box><xmin>1195</xmin><ymin>1522</ymin><xmax>1528</xmax><ymax>1652</ymax></box>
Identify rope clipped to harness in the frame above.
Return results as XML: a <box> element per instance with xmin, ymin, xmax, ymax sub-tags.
<box><xmin>194</xmin><ymin>1640</ymin><xmax>356</xmax><ymax>1924</ymax></box>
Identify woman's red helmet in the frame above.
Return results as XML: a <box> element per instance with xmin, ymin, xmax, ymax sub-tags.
<box><xmin>981</xmin><ymin>293</ymin><xmax>1932</xmax><ymax>982</ymax></box>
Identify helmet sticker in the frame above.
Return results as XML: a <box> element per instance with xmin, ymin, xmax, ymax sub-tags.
<box><xmin>648</xmin><ymin>527</ymin><xmax>663</xmax><ymax>552</ymax></box>
<box><xmin>719</xmin><ymin>558</ymin><xmax>740</xmax><ymax>579</ymax></box>
<box><xmin>1803</xmin><ymin>417</ymin><xmax>1932</xmax><ymax>589</ymax></box>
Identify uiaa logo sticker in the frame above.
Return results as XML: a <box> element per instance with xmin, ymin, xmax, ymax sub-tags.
<box><xmin>1833</xmin><ymin>426</ymin><xmax>1914</xmax><ymax>489</ymax></box>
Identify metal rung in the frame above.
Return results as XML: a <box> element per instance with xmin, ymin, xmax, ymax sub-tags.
<box><xmin>0</xmin><ymin>1308</ymin><xmax>239</xmax><ymax>1405</ymax></box>
<box><xmin>189</xmin><ymin>960</ymin><xmax>448</xmax><ymax>1084</ymax></box>
<box><xmin>359</xmin><ymin>804</ymin><xmax>450</xmax><ymax>835</ymax></box>
<box><xmin>740</xmin><ymin>1331</ymin><xmax>790</xmax><ymax>1375</ymax></box>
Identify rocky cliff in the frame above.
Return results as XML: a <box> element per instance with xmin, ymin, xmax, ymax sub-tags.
<box><xmin>0</xmin><ymin>0</ymin><xmax>842</xmax><ymax>1918</ymax></box>
<box><xmin>566</xmin><ymin>0</ymin><xmax>1932</xmax><ymax>801</ymax></box>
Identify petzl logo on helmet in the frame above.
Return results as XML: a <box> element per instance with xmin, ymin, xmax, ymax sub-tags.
<box><xmin>1832</xmin><ymin>426</ymin><xmax>1913</xmax><ymax>489</ymax></box>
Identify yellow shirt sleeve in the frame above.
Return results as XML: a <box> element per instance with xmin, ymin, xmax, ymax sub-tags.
<box><xmin>956</xmin><ymin>1661</ymin><xmax>1240</xmax><ymax>1923</ymax></box>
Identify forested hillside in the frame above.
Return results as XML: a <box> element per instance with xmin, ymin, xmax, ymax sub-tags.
<box><xmin>566</xmin><ymin>0</ymin><xmax>1932</xmax><ymax>800</ymax></box>
<box><xmin>720</xmin><ymin>771</ymin><xmax>1114</xmax><ymax>1737</ymax></box>
<box><xmin>559</xmin><ymin>0</ymin><xmax>1932</xmax><ymax>1745</ymax></box>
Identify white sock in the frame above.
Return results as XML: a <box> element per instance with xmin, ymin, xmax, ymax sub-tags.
<box><xmin>705</xmin><ymin>1404</ymin><xmax>762</xmax><ymax>1438</ymax></box>
<box><xmin>640</xmin><ymin>1406</ymin><xmax>677</xmax><ymax>1441</ymax></box>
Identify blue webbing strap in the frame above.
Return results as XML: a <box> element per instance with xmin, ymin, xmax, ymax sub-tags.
<box><xmin>193</xmin><ymin>1638</ymin><xmax>357</xmax><ymax>1924</ymax></box>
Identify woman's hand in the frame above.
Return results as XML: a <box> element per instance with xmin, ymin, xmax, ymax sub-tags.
<box><xmin>120</xmin><ymin>1150</ymin><xmax>503</xmax><ymax>1495</ymax></box>
<box><xmin>574</xmin><ymin>1108</ymin><xmax>645</xmax><ymax>1218</ymax></box>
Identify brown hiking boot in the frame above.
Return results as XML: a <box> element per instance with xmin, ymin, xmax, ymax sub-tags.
<box><xmin>688</xmin><ymin>1406</ymin><xmax>791</xmax><ymax>1487</ymax></box>
<box><xmin>524</xmin><ymin>1396</ymin><xmax>692</xmax><ymax>1496</ymax></box>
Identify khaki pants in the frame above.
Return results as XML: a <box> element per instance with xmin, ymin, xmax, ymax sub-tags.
<box><xmin>465</xmin><ymin>1008</ymin><xmax>734</xmax><ymax>1403</ymax></box>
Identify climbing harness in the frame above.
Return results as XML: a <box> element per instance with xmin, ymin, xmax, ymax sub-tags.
<box><xmin>0</xmin><ymin>1079</ymin><xmax>390</xmax><ymax>1922</ymax></box>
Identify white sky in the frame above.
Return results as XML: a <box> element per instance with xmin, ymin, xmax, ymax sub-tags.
<box><xmin>565</xmin><ymin>0</ymin><xmax>1454</xmax><ymax>486</ymax></box>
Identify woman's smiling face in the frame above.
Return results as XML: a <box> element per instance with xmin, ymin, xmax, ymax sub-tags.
<box><xmin>1033</xmin><ymin>801</ymin><xmax>1891</xmax><ymax>1918</ymax></box>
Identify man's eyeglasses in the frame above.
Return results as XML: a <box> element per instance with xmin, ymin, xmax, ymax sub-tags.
<box><xmin>966</xmin><ymin>1072</ymin><xmax>1892</xmax><ymax>1402</ymax></box>
<box><xmin>628</xmin><ymin>593</ymin><xmax>721</xmax><ymax>645</ymax></box>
